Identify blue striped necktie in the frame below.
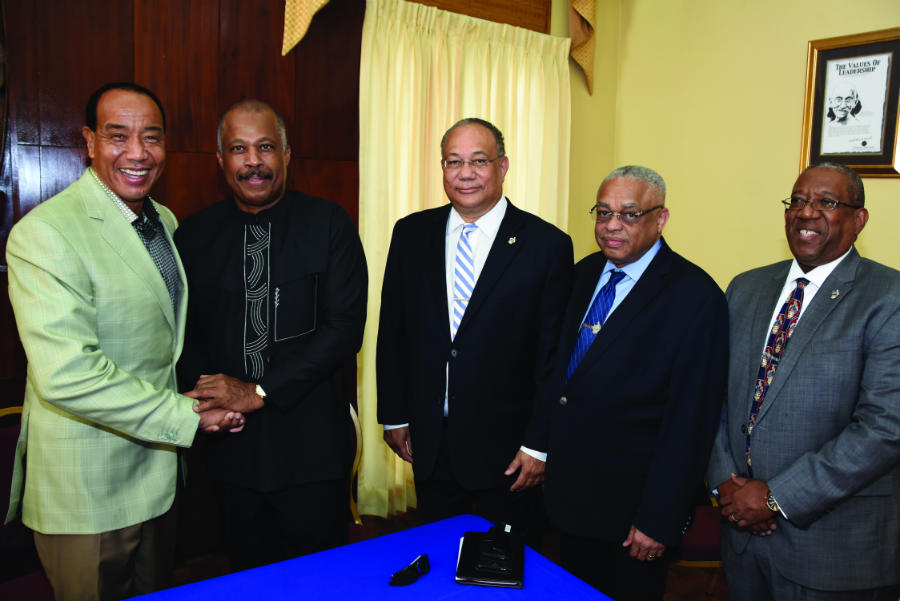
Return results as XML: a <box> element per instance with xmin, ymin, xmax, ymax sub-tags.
<box><xmin>566</xmin><ymin>270</ymin><xmax>625</xmax><ymax>381</ymax></box>
<box><xmin>451</xmin><ymin>223</ymin><xmax>478</xmax><ymax>340</ymax></box>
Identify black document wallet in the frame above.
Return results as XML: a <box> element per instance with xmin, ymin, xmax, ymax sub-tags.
<box><xmin>455</xmin><ymin>526</ymin><xmax>524</xmax><ymax>588</ymax></box>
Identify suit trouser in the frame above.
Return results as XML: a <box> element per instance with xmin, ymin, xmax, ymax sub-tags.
<box><xmin>33</xmin><ymin>505</ymin><xmax>176</xmax><ymax>601</ymax></box>
<box><xmin>723</xmin><ymin>532</ymin><xmax>900</xmax><ymax>601</ymax></box>
<box><xmin>214</xmin><ymin>478</ymin><xmax>349</xmax><ymax>572</ymax></box>
<box><xmin>415</xmin><ymin>419</ymin><xmax>545</xmax><ymax>548</ymax></box>
<box><xmin>558</xmin><ymin>531</ymin><xmax>670</xmax><ymax>601</ymax></box>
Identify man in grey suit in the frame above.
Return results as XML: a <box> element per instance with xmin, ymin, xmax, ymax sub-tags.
<box><xmin>708</xmin><ymin>163</ymin><xmax>900</xmax><ymax>601</ymax></box>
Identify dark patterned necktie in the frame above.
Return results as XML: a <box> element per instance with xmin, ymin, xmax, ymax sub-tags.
<box><xmin>745</xmin><ymin>277</ymin><xmax>809</xmax><ymax>475</ymax></box>
<box><xmin>566</xmin><ymin>270</ymin><xmax>625</xmax><ymax>382</ymax></box>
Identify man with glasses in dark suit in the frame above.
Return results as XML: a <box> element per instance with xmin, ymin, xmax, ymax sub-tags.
<box><xmin>377</xmin><ymin>118</ymin><xmax>573</xmax><ymax>544</ymax></box>
<box><xmin>544</xmin><ymin>165</ymin><xmax>728</xmax><ymax>601</ymax></box>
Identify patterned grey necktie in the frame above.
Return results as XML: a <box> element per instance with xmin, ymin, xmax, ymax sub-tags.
<box><xmin>133</xmin><ymin>202</ymin><xmax>180</xmax><ymax>311</ymax></box>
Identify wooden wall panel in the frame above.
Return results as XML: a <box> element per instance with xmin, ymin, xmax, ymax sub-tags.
<box><xmin>13</xmin><ymin>145</ymin><xmax>41</xmax><ymax>219</ymax></box>
<box><xmin>290</xmin><ymin>159</ymin><xmax>359</xmax><ymax>225</ymax></box>
<box><xmin>40</xmin><ymin>147</ymin><xmax>88</xmax><ymax>203</ymax></box>
<box><xmin>292</xmin><ymin>0</ymin><xmax>364</xmax><ymax>161</ymax></box>
<box><xmin>155</xmin><ymin>152</ymin><xmax>224</xmax><ymax>221</ymax></box>
<box><xmin>37</xmin><ymin>0</ymin><xmax>133</xmax><ymax>147</ymax></box>
<box><xmin>135</xmin><ymin>0</ymin><xmax>220</xmax><ymax>153</ymax></box>
<box><xmin>218</xmin><ymin>0</ymin><xmax>295</xmax><ymax>135</ymax></box>
<box><xmin>4</xmin><ymin>1</ymin><xmax>39</xmax><ymax>145</ymax></box>
<box><xmin>1</xmin><ymin>137</ymin><xmax>14</xmax><ymax>256</ymax></box>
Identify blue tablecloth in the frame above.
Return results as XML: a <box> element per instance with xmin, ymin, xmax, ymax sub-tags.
<box><xmin>133</xmin><ymin>514</ymin><xmax>611</xmax><ymax>600</ymax></box>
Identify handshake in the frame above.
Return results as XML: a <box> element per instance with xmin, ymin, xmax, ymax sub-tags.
<box><xmin>184</xmin><ymin>374</ymin><xmax>266</xmax><ymax>434</ymax></box>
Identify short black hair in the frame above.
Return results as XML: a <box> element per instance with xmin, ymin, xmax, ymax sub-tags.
<box><xmin>84</xmin><ymin>82</ymin><xmax>167</xmax><ymax>132</ymax></box>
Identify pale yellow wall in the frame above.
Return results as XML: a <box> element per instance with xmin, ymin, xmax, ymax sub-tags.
<box><xmin>556</xmin><ymin>0</ymin><xmax>900</xmax><ymax>286</ymax></box>
<box><xmin>553</xmin><ymin>0</ymin><xmax>622</xmax><ymax>260</ymax></box>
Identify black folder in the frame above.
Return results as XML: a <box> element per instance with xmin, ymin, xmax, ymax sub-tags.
<box><xmin>455</xmin><ymin>526</ymin><xmax>524</xmax><ymax>588</ymax></box>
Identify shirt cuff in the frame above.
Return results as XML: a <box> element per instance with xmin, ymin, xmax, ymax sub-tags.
<box><xmin>520</xmin><ymin>446</ymin><xmax>546</xmax><ymax>462</ymax></box>
<box><xmin>383</xmin><ymin>423</ymin><xmax>408</xmax><ymax>431</ymax></box>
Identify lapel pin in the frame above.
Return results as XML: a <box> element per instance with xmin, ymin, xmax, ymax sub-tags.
<box><xmin>830</xmin><ymin>289</ymin><xmax>840</xmax><ymax>299</ymax></box>
<box><xmin>508</xmin><ymin>237</ymin><xmax>516</xmax><ymax>245</ymax></box>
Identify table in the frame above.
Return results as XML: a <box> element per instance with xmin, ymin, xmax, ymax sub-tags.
<box><xmin>133</xmin><ymin>514</ymin><xmax>611</xmax><ymax>600</ymax></box>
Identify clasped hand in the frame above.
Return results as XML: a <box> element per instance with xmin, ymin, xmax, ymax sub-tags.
<box><xmin>716</xmin><ymin>473</ymin><xmax>777</xmax><ymax>536</ymax></box>
<box><xmin>185</xmin><ymin>374</ymin><xmax>265</xmax><ymax>434</ymax></box>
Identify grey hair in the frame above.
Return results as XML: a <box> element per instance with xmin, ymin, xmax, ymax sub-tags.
<box><xmin>601</xmin><ymin>165</ymin><xmax>666</xmax><ymax>201</ymax></box>
<box><xmin>802</xmin><ymin>162</ymin><xmax>865</xmax><ymax>207</ymax></box>
<box><xmin>217</xmin><ymin>99</ymin><xmax>288</xmax><ymax>154</ymax></box>
<box><xmin>440</xmin><ymin>118</ymin><xmax>505</xmax><ymax>158</ymax></box>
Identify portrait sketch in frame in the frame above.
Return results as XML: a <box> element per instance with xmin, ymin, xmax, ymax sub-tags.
<box><xmin>800</xmin><ymin>27</ymin><xmax>900</xmax><ymax>177</ymax></box>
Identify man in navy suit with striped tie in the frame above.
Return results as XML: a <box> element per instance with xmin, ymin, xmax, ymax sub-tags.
<box><xmin>376</xmin><ymin>118</ymin><xmax>573</xmax><ymax>543</ymax></box>
<box><xmin>544</xmin><ymin>166</ymin><xmax>728</xmax><ymax>601</ymax></box>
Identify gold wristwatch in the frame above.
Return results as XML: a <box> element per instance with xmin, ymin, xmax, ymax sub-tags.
<box><xmin>765</xmin><ymin>490</ymin><xmax>780</xmax><ymax>514</ymax></box>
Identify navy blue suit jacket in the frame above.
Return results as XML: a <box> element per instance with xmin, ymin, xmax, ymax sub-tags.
<box><xmin>376</xmin><ymin>201</ymin><xmax>573</xmax><ymax>489</ymax></box>
<box><xmin>545</xmin><ymin>239</ymin><xmax>728</xmax><ymax>546</ymax></box>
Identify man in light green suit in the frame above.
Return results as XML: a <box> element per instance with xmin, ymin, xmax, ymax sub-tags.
<box><xmin>5</xmin><ymin>82</ymin><xmax>241</xmax><ymax>601</ymax></box>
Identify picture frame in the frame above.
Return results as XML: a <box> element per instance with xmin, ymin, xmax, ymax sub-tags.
<box><xmin>800</xmin><ymin>27</ymin><xmax>900</xmax><ymax>177</ymax></box>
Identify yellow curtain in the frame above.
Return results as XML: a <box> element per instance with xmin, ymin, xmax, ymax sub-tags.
<box><xmin>357</xmin><ymin>0</ymin><xmax>571</xmax><ymax>518</ymax></box>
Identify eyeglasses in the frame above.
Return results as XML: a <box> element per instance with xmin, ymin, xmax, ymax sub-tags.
<box><xmin>780</xmin><ymin>197</ymin><xmax>862</xmax><ymax>212</ymax></box>
<box><xmin>831</xmin><ymin>96</ymin><xmax>857</xmax><ymax>107</ymax></box>
<box><xmin>441</xmin><ymin>157</ymin><xmax>502</xmax><ymax>172</ymax></box>
<box><xmin>589</xmin><ymin>204</ymin><xmax>664</xmax><ymax>225</ymax></box>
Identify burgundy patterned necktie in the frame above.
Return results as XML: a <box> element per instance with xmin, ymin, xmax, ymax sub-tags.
<box><xmin>745</xmin><ymin>277</ymin><xmax>809</xmax><ymax>475</ymax></box>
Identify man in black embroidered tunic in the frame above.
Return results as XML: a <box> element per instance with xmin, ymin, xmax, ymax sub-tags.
<box><xmin>176</xmin><ymin>100</ymin><xmax>367</xmax><ymax>570</ymax></box>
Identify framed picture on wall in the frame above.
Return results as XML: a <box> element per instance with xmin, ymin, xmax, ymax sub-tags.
<box><xmin>800</xmin><ymin>27</ymin><xmax>900</xmax><ymax>177</ymax></box>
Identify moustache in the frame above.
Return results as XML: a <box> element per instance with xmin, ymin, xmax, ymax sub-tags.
<box><xmin>237</xmin><ymin>168</ymin><xmax>273</xmax><ymax>181</ymax></box>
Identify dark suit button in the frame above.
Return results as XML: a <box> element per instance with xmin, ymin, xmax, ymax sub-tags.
<box><xmin>740</xmin><ymin>424</ymin><xmax>747</xmax><ymax>434</ymax></box>
<box><xmin>559</xmin><ymin>396</ymin><xmax>567</xmax><ymax>406</ymax></box>
<box><xmin>450</xmin><ymin>349</ymin><xmax>457</xmax><ymax>358</ymax></box>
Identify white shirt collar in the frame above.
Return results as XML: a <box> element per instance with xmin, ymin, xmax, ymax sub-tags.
<box><xmin>447</xmin><ymin>196</ymin><xmax>508</xmax><ymax>237</ymax></box>
<box><xmin>785</xmin><ymin>247</ymin><xmax>853</xmax><ymax>288</ymax></box>
<box><xmin>602</xmin><ymin>237</ymin><xmax>662</xmax><ymax>283</ymax></box>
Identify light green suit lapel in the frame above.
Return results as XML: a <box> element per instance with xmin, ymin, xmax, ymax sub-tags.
<box><xmin>78</xmin><ymin>171</ymin><xmax>179</xmax><ymax>335</ymax></box>
<box><xmin>158</xmin><ymin>203</ymin><xmax>189</xmax><ymax>361</ymax></box>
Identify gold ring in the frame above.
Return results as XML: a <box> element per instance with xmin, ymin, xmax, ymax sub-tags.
<box><xmin>729</xmin><ymin>513</ymin><xmax>738</xmax><ymax>523</ymax></box>
<box><xmin>648</xmin><ymin>553</ymin><xmax>656</xmax><ymax>559</ymax></box>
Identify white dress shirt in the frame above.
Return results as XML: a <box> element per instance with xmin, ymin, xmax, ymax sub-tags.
<box><xmin>385</xmin><ymin>197</ymin><xmax>543</xmax><ymax>460</ymax></box>
<box><xmin>761</xmin><ymin>247</ymin><xmax>853</xmax><ymax>349</ymax></box>
<box><xmin>444</xmin><ymin>197</ymin><xmax>508</xmax><ymax>329</ymax></box>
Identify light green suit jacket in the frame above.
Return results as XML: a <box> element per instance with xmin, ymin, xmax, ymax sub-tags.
<box><xmin>5</xmin><ymin>170</ymin><xmax>200</xmax><ymax>534</ymax></box>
